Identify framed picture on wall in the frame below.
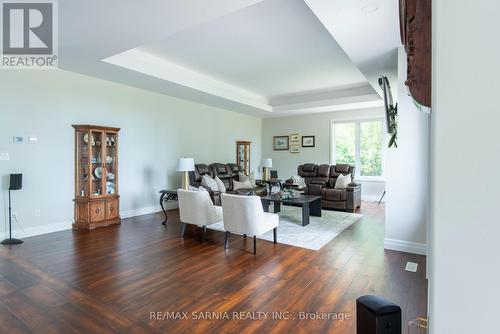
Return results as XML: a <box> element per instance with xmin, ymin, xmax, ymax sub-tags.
<box><xmin>302</xmin><ymin>136</ymin><xmax>315</xmax><ymax>147</ymax></box>
<box><xmin>290</xmin><ymin>145</ymin><xmax>300</xmax><ymax>153</ymax></box>
<box><xmin>290</xmin><ymin>134</ymin><xmax>300</xmax><ymax>142</ymax></box>
<box><xmin>273</xmin><ymin>136</ymin><xmax>289</xmax><ymax>150</ymax></box>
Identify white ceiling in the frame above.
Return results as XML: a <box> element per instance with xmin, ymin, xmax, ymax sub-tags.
<box><xmin>138</xmin><ymin>0</ymin><xmax>367</xmax><ymax>98</ymax></box>
<box><xmin>304</xmin><ymin>0</ymin><xmax>401</xmax><ymax>96</ymax></box>
<box><xmin>58</xmin><ymin>0</ymin><xmax>397</xmax><ymax>118</ymax></box>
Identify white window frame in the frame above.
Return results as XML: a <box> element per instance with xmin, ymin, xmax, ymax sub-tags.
<box><xmin>330</xmin><ymin>118</ymin><xmax>386</xmax><ymax>182</ymax></box>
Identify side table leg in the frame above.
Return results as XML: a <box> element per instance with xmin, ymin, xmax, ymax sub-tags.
<box><xmin>274</xmin><ymin>201</ymin><xmax>281</xmax><ymax>213</ymax></box>
<box><xmin>261</xmin><ymin>199</ymin><xmax>270</xmax><ymax>212</ymax></box>
<box><xmin>160</xmin><ymin>193</ymin><xmax>168</xmax><ymax>226</ymax></box>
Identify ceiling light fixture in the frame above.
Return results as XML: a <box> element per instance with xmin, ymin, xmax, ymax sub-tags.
<box><xmin>361</xmin><ymin>4</ymin><xmax>379</xmax><ymax>13</ymax></box>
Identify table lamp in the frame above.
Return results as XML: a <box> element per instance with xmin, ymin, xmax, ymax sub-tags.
<box><xmin>262</xmin><ymin>158</ymin><xmax>272</xmax><ymax>181</ymax></box>
<box><xmin>177</xmin><ymin>158</ymin><xmax>195</xmax><ymax>190</ymax></box>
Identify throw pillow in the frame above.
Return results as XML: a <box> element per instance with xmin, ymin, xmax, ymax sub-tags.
<box><xmin>188</xmin><ymin>186</ymin><xmax>208</xmax><ymax>192</ymax></box>
<box><xmin>214</xmin><ymin>176</ymin><xmax>226</xmax><ymax>193</ymax></box>
<box><xmin>233</xmin><ymin>179</ymin><xmax>253</xmax><ymax>191</ymax></box>
<box><xmin>292</xmin><ymin>175</ymin><xmax>307</xmax><ymax>189</ymax></box>
<box><xmin>201</xmin><ymin>175</ymin><xmax>219</xmax><ymax>192</ymax></box>
<box><xmin>238</xmin><ymin>172</ymin><xmax>256</xmax><ymax>187</ymax></box>
<box><xmin>334</xmin><ymin>174</ymin><xmax>352</xmax><ymax>189</ymax></box>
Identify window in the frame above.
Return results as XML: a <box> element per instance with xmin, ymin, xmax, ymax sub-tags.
<box><xmin>332</xmin><ymin>119</ymin><xmax>385</xmax><ymax>179</ymax></box>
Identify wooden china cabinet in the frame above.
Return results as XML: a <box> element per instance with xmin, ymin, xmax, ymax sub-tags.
<box><xmin>236</xmin><ymin>141</ymin><xmax>251</xmax><ymax>175</ymax></box>
<box><xmin>72</xmin><ymin>125</ymin><xmax>120</xmax><ymax>229</ymax></box>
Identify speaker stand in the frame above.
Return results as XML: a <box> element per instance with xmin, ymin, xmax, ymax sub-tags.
<box><xmin>1</xmin><ymin>238</ymin><xmax>23</xmax><ymax>245</ymax></box>
<box><xmin>1</xmin><ymin>189</ymin><xmax>23</xmax><ymax>245</ymax></box>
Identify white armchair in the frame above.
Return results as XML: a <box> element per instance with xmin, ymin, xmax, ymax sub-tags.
<box><xmin>221</xmin><ymin>193</ymin><xmax>279</xmax><ymax>254</ymax></box>
<box><xmin>177</xmin><ymin>189</ymin><xmax>223</xmax><ymax>240</ymax></box>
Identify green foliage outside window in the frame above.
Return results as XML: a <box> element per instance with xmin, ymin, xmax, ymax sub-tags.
<box><xmin>334</xmin><ymin>123</ymin><xmax>356</xmax><ymax>166</ymax></box>
<box><xmin>334</xmin><ymin>121</ymin><xmax>383</xmax><ymax>177</ymax></box>
<box><xmin>360</xmin><ymin>122</ymin><xmax>382</xmax><ymax>176</ymax></box>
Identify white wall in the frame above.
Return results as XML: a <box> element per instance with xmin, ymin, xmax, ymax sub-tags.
<box><xmin>429</xmin><ymin>1</ymin><xmax>500</xmax><ymax>332</ymax></box>
<box><xmin>384</xmin><ymin>47</ymin><xmax>430</xmax><ymax>255</ymax></box>
<box><xmin>0</xmin><ymin>70</ymin><xmax>262</xmax><ymax>238</ymax></box>
<box><xmin>262</xmin><ymin>108</ymin><xmax>386</xmax><ymax>202</ymax></box>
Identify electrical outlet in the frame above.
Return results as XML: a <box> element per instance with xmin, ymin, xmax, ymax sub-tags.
<box><xmin>12</xmin><ymin>212</ymin><xmax>18</xmax><ymax>220</ymax></box>
<box><xmin>13</xmin><ymin>136</ymin><xmax>23</xmax><ymax>143</ymax></box>
<box><xmin>0</xmin><ymin>153</ymin><xmax>9</xmax><ymax>161</ymax></box>
<box><xmin>35</xmin><ymin>209</ymin><xmax>41</xmax><ymax>217</ymax></box>
<box><xmin>405</xmin><ymin>262</ymin><xmax>418</xmax><ymax>272</ymax></box>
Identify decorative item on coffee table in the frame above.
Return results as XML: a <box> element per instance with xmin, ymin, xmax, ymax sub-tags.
<box><xmin>73</xmin><ymin>125</ymin><xmax>120</xmax><ymax>229</ymax></box>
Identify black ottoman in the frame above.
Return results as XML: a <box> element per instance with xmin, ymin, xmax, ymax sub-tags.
<box><xmin>356</xmin><ymin>295</ymin><xmax>401</xmax><ymax>334</ymax></box>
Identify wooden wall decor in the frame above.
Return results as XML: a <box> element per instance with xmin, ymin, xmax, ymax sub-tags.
<box><xmin>73</xmin><ymin>125</ymin><xmax>121</xmax><ymax>229</ymax></box>
<box><xmin>400</xmin><ymin>0</ymin><xmax>431</xmax><ymax>108</ymax></box>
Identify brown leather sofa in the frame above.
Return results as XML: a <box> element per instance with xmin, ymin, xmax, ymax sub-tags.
<box><xmin>190</xmin><ymin>163</ymin><xmax>267</xmax><ymax>204</ymax></box>
<box><xmin>286</xmin><ymin>163</ymin><xmax>361</xmax><ymax>212</ymax></box>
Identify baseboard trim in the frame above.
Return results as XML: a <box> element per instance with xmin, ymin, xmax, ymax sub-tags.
<box><xmin>0</xmin><ymin>220</ymin><xmax>72</xmax><ymax>240</ymax></box>
<box><xmin>0</xmin><ymin>202</ymin><xmax>179</xmax><ymax>240</ymax></box>
<box><xmin>384</xmin><ymin>238</ymin><xmax>427</xmax><ymax>256</ymax></box>
<box><xmin>362</xmin><ymin>196</ymin><xmax>385</xmax><ymax>203</ymax></box>
<box><xmin>120</xmin><ymin>201</ymin><xmax>178</xmax><ymax>219</ymax></box>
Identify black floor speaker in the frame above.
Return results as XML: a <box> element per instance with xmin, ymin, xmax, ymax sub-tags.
<box><xmin>10</xmin><ymin>173</ymin><xmax>22</xmax><ymax>190</ymax></box>
<box><xmin>356</xmin><ymin>295</ymin><xmax>401</xmax><ymax>334</ymax></box>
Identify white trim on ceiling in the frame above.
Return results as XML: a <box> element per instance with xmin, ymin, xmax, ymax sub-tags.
<box><xmin>103</xmin><ymin>49</ymin><xmax>272</xmax><ymax>113</ymax></box>
<box><xmin>103</xmin><ymin>48</ymin><xmax>382</xmax><ymax>118</ymax></box>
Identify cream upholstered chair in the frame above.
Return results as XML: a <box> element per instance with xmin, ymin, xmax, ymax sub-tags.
<box><xmin>221</xmin><ymin>193</ymin><xmax>279</xmax><ymax>254</ymax></box>
<box><xmin>177</xmin><ymin>189</ymin><xmax>223</xmax><ymax>240</ymax></box>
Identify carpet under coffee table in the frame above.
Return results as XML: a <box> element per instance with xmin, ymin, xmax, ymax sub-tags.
<box><xmin>260</xmin><ymin>194</ymin><xmax>322</xmax><ymax>226</ymax></box>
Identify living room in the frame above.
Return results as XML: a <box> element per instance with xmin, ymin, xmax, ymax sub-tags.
<box><xmin>1</xmin><ymin>1</ymin><xmax>498</xmax><ymax>334</ymax></box>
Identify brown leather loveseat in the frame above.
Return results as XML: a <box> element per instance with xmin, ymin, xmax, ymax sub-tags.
<box><xmin>287</xmin><ymin>163</ymin><xmax>361</xmax><ymax>212</ymax></box>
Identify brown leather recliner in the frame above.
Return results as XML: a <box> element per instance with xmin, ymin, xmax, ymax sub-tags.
<box><xmin>305</xmin><ymin>164</ymin><xmax>331</xmax><ymax>196</ymax></box>
<box><xmin>288</xmin><ymin>163</ymin><xmax>361</xmax><ymax>212</ymax></box>
<box><xmin>210</xmin><ymin>163</ymin><xmax>233</xmax><ymax>190</ymax></box>
<box><xmin>190</xmin><ymin>164</ymin><xmax>221</xmax><ymax>205</ymax></box>
<box><xmin>322</xmin><ymin>164</ymin><xmax>361</xmax><ymax>212</ymax></box>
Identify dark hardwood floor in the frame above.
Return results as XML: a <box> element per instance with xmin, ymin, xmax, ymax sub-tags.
<box><xmin>0</xmin><ymin>202</ymin><xmax>427</xmax><ymax>333</ymax></box>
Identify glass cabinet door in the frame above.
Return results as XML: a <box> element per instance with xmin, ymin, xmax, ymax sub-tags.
<box><xmin>236</xmin><ymin>141</ymin><xmax>251</xmax><ymax>175</ymax></box>
<box><xmin>90</xmin><ymin>130</ymin><xmax>104</xmax><ymax>197</ymax></box>
<box><xmin>239</xmin><ymin>146</ymin><xmax>245</xmax><ymax>170</ymax></box>
<box><xmin>104</xmin><ymin>132</ymin><xmax>118</xmax><ymax>195</ymax></box>
<box><xmin>76</xmin><ymin>129</ymin><xmax>90</xmax><ymax>197</ymax></box>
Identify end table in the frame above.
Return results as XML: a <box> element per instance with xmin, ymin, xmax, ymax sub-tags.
<box><xmin>159</xmin><ymin>190</ymin><xmax>178</xmax><ymax>226</ymax></box>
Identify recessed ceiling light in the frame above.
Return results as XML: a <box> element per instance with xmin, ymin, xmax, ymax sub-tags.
<box><xmin>361</xmin><ymin>3</ymin><xmax>379</xmax><ymax>13</ymax></box>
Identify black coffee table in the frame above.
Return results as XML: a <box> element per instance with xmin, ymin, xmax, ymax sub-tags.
<box><xmin>261</xmin><ymin>194</ymin><xmax>322</xmax><ymax>226</ymax></box>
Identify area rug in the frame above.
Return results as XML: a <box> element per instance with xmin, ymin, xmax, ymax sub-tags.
<box><xmin>207</xmin><ymin>205</ymin><xmax>362</xmax><ymax>251</ymax></box>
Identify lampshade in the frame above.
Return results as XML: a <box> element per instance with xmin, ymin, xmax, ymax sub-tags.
<box><xmin>262</xmin><ymin>158</ymin><xmax>272</xmax><ymax>168</ymax></box>
<box><xmin>177</xmin><ymin>158</ymin><xmax>195</xmax><ymax>171</ymax></box>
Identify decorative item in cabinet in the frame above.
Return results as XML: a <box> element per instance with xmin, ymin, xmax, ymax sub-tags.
<box><xmin>236</xmin><ymin>141</ymin><xmax>251</xmax><ymax>175</ymax></box>
<box><xmin>72</xmin><ymin>125</ymin><xmax>120</xmax><ymax>229</ymax></box>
